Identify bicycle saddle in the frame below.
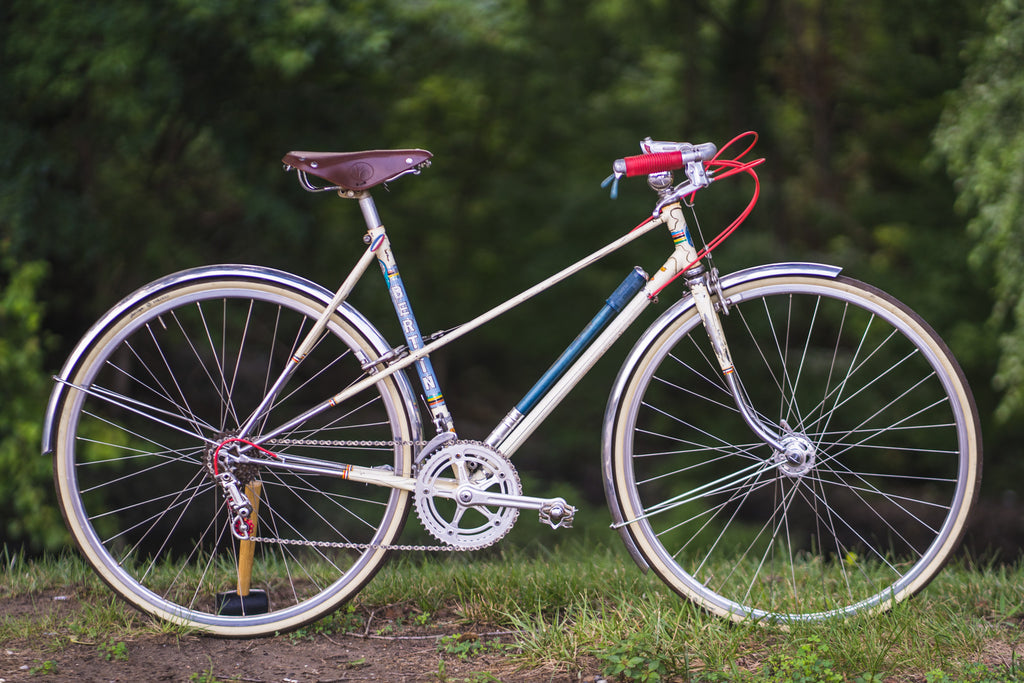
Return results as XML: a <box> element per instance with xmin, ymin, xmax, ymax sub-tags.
<box><xmin>282</xmin><ymin>149</ymin><xmax>432</xmax><ymax>190</ymax></box>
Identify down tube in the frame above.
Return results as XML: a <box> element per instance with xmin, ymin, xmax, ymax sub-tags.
<box><xmin>488</xmin><ymin>286</ymin><xmax>654</xmax><ymax>457</ymax></box>
<box><xmin>489</xmin><ymin>206</ymin><xmax>700</xmax><ymax>457</ymax></box>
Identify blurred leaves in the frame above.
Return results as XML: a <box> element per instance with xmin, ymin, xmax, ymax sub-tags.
<box><xmin>0</xmin><ymin>245</ymin><xmax>67</xmax><ymax>552</ymax></box>
<box><xmin>936</xmin><ymin>0</ymin><xmax>1024</xmax><ymax>422</ymax></box>
<box><xmin>0</xmin><ymin>0</ymin><xmax>1019</xmax><ymax>549</ymax></box>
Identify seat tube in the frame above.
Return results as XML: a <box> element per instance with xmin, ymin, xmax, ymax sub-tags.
<box><xmin>372</xmin><ymin>229</ymin><xmax>455</xmax><ymax>434</ymax></box>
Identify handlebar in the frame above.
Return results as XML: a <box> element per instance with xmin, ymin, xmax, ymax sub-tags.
<box><xmin>603</xmin><ymin>132</ymin><xmax>764</xmax><ymax>263</ymax></box>
<box><xmin>613</xmin><ymin>142</ymin><xmax>718</xmax><ymax>178</ymax></box>
<box><xmin>602</xmin><ymin>138</ymin><xmax>719</xmax><ymax>202</ymax></box>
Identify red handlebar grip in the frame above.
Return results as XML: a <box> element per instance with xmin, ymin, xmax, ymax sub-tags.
<box><xmin>623</xmin><ymin>152</ymin><xmax>685</xmax><ymax>177</ymax></box>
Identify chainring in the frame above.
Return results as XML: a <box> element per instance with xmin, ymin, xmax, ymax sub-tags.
<box><xmin>414</xmin><ymin>440</ymin><xmax>521</xmax><ymax>550</ymax></box>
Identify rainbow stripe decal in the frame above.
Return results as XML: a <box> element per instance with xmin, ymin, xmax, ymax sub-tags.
<box><xmin>669</xmin><ymin>224</ymin><xmax>692</xmax><ymax>247</ymax></box>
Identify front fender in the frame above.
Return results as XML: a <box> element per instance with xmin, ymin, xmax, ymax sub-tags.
<box><xmin>600</xmin><ymin>261</ymin><xmax>842</xmax><ymax>571</ymax></box>
<box><xmin>42</xmin><ymin>264</ymin><xmax>420</xmax><ymax>455</ymax></box>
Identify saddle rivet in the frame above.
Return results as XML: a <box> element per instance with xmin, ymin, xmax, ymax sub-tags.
<box><xmin>405</xmin><ymin>157</ymin><xmax>413</xmax><ymax>163</ymax></box>
<box><xmin>310</xmin><ymin>161</ymin><xmax>319</xmax><ymax>168</ymax></box>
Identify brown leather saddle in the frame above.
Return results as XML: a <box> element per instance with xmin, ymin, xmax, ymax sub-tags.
<box><xmin>282</xmin><ymin>149</ymin><xmax>432</xmax><ymax>191</ymax></box>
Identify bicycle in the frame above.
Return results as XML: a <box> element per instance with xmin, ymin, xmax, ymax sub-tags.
<box><xmin>44</xmin><ymin>133</ymin><xmax>981</xmax><ymax>637</ymax></box>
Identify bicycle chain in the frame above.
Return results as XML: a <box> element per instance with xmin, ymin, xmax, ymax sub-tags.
<box><xmin>247</xmin><ymin>535</ymin><xmax>467</xmax><ymax>552</ymax></box>
<box><xmin>256</xmin><ymin>437</ymin><xmax>463</xmax><ymax>552</ymax></box>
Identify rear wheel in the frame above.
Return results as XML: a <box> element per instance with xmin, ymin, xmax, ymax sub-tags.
<box><xmin>52</xmin><ymin>270</ymin><xmax>420</xmax><ymax>636</ymax></box>
<box><xmin>607</xmin><ymin>274</ymin><xmax>981</xmax><ymax>622</ymax></box>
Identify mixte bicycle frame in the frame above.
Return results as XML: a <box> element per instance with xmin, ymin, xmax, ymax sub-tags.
<box><xmin>43</xmin><ymin>135</ymin><xmax>981</xmax><ymax>636</ymax></box>
<box><xmin>47</xmin><ymin>142</ymin><xmax>778</xmax><ymax>525</ymax></box>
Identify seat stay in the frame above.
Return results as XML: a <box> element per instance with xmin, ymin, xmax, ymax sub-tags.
<box><xmin>236</xmin><ymin>231</ymin><xmax>384</xmax><ymax>443</ymax></box>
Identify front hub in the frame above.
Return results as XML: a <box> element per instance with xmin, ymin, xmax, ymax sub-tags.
<box><xmin>772</xmin><ymin>434</ymin><xmax>816</xmax><ymax>478</ymax></box>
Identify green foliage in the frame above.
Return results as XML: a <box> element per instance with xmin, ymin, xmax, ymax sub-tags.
<box><xmin>1</xmin><ymin>0</ymin><xmax>386</xmax><ymax>286</ymax></box>
<box><xmin>762</xmin><ymin>636</ymin><xmax>843</xmax><ymax>683</ymax></box>
<box><xmin>935</xmin><ymin>0</ymin><xmax>1024</xmax><ymax>422</ymax></box>
<box><xmin>96</xmin><ymin>640</ymin><xmax>129</xmax><ymax>662</ymax></box>
<box><xmin>285</xmin><ymin>603</ymin><xmax>363</xmax><ymax>642</ymax></box>
<box><xmin>0</xmin><ymin>0</ymin><xmax>1014</xmax><ymax>553</ymax></box>
<box><xmin>459</xmin><ymin>673</ymin><xmax>501</xmax><ymax>683</ymax></box>
<box><xmin>187</xmin><ymin>660</ymin><xmax>219</xmax><ymax>683</ymax></box>
<box><xmin>0</xmin><ymin>245</ymin><xmax>66</xmax><ymax>552</ymax></box>
<box><xmin>596</xmin><ymin>631</ymin><xmax>679</xmax><ymax>682</ymax></box>
<box><xmin>925</xmin><ymin>660</ymin><xmax>1024</xmax><ymax>683</ymax></box>
<box><xmin>5</xmin><ymin>549</ymin><xmax>1024</xmax><ymax>680</ymax></box>
<box><xmin>436</xmin><ymin>633</ymin><xmax>509</xmax><ymax>662</ymax></box>
<box><xmin>28</xmin><ymin>659</ymin><xmax>58</xmax><ymax>675</ymax></box>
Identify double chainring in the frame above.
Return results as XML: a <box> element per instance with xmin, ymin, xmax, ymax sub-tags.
<box><xmin>414</xmin><ymin>440</ymin><xmax>521</xmax><ymax>551</ymax></box>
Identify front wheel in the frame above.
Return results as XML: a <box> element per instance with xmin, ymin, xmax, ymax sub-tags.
<box><xmin>606</xmin><ymin>273</ymin><xmax>981</xmax><ymax>622</ymax></box>
<box><xmin>50</xmin><ymin>267</ymin><xmax>421</xmax><ymax>636</ymax></box>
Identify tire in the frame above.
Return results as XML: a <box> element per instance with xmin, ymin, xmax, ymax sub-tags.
<box><xmin>51</xmin><ymin>268</ymin><xmax>421</xmax><ymax>637</ymax></box>
<box><xmin>606</xmin><ymin>273</ymin><xmax>981</xmax><ymax>622</ymax></box>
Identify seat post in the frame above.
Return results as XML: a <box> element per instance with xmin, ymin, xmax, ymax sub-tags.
<box><xmin>356</xmin><ymin>192</ymin><xmax>382</xmax><ymax>229</ymax></box>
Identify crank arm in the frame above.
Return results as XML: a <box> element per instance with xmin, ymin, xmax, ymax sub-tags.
<box><xmin>442</xmin><ymin>485</ymin><xmax>557</xmax><ymax>510</ymax></box>
<box><xmin>417</xmin><ymin>465</ymin><xmax>575</xmax><ymax>520</ymax></box>
<box><xmin>450</xmin><ymin>486</ymin><xmax>576</xmax><ymax>528</ymax></box>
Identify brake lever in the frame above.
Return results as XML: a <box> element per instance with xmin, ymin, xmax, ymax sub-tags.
<box><xmin>649</xmin><ymin>161</ymin><xmax>714</xmax><ymax>214</ymax></box>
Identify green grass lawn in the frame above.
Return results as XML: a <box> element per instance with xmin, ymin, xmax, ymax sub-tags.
<box><xmin>2</xmin><ymin>541</ymin><xmax>1022</xmax><ymax>681</ymax></box>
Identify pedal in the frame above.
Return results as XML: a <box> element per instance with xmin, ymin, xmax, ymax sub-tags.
<box><xmin>539</xmin><ymin>498</ymin><xmax>576</xmax><ymax>530</ymax></box>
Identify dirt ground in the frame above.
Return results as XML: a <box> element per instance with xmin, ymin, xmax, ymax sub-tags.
<box><xmin>0</xmin><ymin>590</ymin><xmax>603</xmax><ymax>683</ymax></box>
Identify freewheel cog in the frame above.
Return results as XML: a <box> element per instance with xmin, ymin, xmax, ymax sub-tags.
<box><xmin>414</xmin><ymin>440</ymin><xmax>521</xmax><ymax>550</ymax></box>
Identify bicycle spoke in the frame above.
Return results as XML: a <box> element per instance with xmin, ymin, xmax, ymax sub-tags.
<box><xmin>613</xmin><ymin>274</ymin><xmax>978</xmax><ymax>621</ymax></box>
<box><xmin>54</xmin><ymin>274</ymin><xmax>418</xmax><ymax>635</ymax></box>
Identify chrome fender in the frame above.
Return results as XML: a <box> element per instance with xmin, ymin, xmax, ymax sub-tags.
<box><xmin>600</xmin><ymin>262</ymin><xmax>842</xmax><ymax>571</ymax></box>
<box><xmin>42</xmin><ymin>264</ymin><xmax>422</xmax><ymax>456</ymax></box>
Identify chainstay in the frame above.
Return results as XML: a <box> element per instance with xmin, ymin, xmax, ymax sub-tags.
<box><xmin>258</xmin><ymin>438</ymin><xmax>459</xmax><ymax>551</ymax></box>
<box><xmin>265</xmin><ymin>438</ymin><xmax>427</xmax><ymax>448</ymax></box>
<box><xmin>247</xmin><ymin>536</ymin><xmax>467</xmax><ymax>552</ymax></box>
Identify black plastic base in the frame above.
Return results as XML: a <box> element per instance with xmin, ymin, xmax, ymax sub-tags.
<box><xmin>215</xmin><ymin>589</ymin><xmax>270</xmax><ymax>616</ymax></box>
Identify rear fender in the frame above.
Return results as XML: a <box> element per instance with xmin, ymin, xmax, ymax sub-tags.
<box><xmin>42</xmin><ymin>264</ymin><xmax>422</xmax><ymax>455</ymax></box>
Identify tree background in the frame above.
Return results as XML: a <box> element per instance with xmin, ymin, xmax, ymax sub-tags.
<box><xmin>2</xmin><ymin>0</ymin><xmax>1022</xmax><ymax>555</ymax></box>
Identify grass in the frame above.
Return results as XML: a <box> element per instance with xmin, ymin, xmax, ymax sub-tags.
<box><xmin>2</xmin><ymin>542</ymin><xmax>1023</xmax><ymax>681</ymax></box>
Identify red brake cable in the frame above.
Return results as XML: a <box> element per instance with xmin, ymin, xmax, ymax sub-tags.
<box><xmin>211</xmin><ymin>437</ymin><xmax>279</xmax><ymax>476</ymax></box>
<box><xmin>650</xmin><ymin>146</ymin><xmax>765</xmax><ymax>297</ymax></box>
